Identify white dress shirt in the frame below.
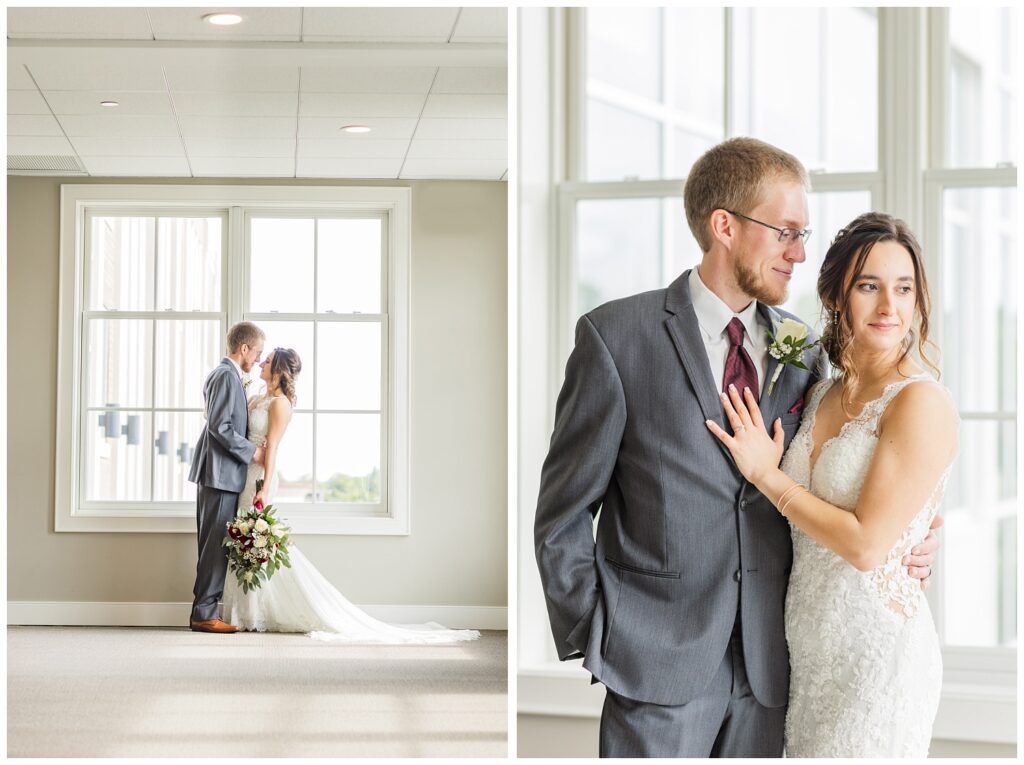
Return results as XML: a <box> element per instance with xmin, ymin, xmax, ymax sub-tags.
<box><xmin>688</xmin><ymin>267</ymin><xmax>770</xmax><ymax>395</ymax></box>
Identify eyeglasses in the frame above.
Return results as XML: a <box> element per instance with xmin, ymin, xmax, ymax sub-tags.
<box><xmin>726</xmin><ymin>210</ymin><xmax>812</xmax><ymax>245</ymax></box>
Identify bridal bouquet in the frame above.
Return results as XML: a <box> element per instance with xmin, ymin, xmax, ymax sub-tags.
<box><xmin>223</xmin><ymin>479</ymin><xmax>292</xmax><ymax>593</ymax></box>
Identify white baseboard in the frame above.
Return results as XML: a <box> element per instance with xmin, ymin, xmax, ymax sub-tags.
<box><xmin>517</xmin><ymin>667</ymin><xmax>1017</xmax><ymax>745</ymax></box>
<box><xmin>8</xmin><ymin>601</ymin><xmax>507</xmax><ymax>630</ymax></box>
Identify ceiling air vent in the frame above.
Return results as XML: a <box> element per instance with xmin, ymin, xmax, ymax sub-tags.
<box><xmin>7</xmin><ymin>154</ymin><xmax>87</xmax><ymax>174</ymax></box>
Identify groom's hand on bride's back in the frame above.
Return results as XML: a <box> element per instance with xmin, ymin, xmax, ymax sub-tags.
<box><xmin>903</xmin><ymin>513</ymin><xmax>943</xmax><ymax>592</ymax></box>
<box><xmin>253</xmin><ymin>446</ymin><xmax>265</xmax><ymax>465</ymax></box>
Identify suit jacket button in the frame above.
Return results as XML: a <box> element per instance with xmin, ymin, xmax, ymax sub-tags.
<box><xmin>739</xmin><ymin>499</ymin><xmax>748</xmax><ymax>510</ymax></box>
<box><xmin>733</xmin><ymin>569</ymin><xmax>741</xmax><ymax>582</ymax></box>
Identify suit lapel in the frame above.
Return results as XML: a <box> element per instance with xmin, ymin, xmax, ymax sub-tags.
<box><xmin>756</xmin><ymin>303</ymin><xmax>787</xmax><ymax>426</ymax></box>
<box><xmin>664</xmin><ymin>271</ymin><xmax>733</xmax><ymax>462</ymax></box>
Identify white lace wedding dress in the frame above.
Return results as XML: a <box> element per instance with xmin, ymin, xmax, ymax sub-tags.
<box><xmin>780</xmin><ymin>374</ymin><xmax>949</xmax><ymax>757</ymax></box>
<box><xmin>221</xmin><ymin>394</ymin><xmax>480</xmax><ymax>644</ymax></box>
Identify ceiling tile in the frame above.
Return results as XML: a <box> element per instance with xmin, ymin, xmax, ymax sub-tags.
<box><xmin>300</xmin><ymin>67</ymin><xmax>436</xmax><ymax>94</ymax></box>
<box><xmin>8</xmin><ymin>135</ymin><xmax>78</xmax><ymax>155</ymax></box>
<box><xmin>44</xmin><ymin>90</ymin><xmax>171</xmax><ymax>116</ymax></box>
<box><xmin>165</xmin><ymin>66</ymin><xmax>299</xmax><ymax>93</ymax></box>
<box><xmin>190</xmin><ymin>156</ymin><xmax>294</xmax><ymax>176</ymax></box>
<box><xmin>6</xmin><ymin>8</ymin><xmax>153</xmax><ymax>39</ymax></box>
<box><xmin>297</xmin><ymin>138</ymin><xmax>410</xmax><ymax>159</ymax></box>
<box><xmin>147</xmin><ymin>8</ymin><xmax>302</xmax><ymax>41</ymax></box>
<box><xmin>171</xmin><ymin>91</ymin><xmax>299</xmax><ymax>117</ymax></box>
<box><xmin>25</xmin><ymin>61</ymin><xmax>167</xmax><ymax>91</ymax></box>
<box><xmin>295</xmin><ymin>156</ymin><xmax>402</xmax><ymax>178</ymax></box>
<box><xmin>7</xmin><ymin>90</ymin><xmax>51</xmax><ymax>115</ymax></box>
<box><xmin>406</xmin><ymin>139</ymin><xmax>507</xmax><ymax>160</ymax></box>
<box><xmin>178</xmin><ymin>115</ymin><xmax>297</xmax><ymax>139</ymax></box>
<box><xmin>414</xmin><ymin>118</ymin><xmax>506</xmax><ymax>141</ymax></box>
<box><xmin>9</xmin><ymin>114</ymin><xmax>65</xmax><ymax>137</ymax></box>
<box><xmin>450</xmin><ymin>8</ymin><xmax>507</xmax><ymax>43</ymax></box>
<box><xmin>421</xmin><ymin>94</ymin><xmax>506</xmax><ymax>119</ymax></box>
<box><xmin>400</xmin><ymin>157</ymin><xmax>507</xmax><ymax>180</ymax></box>
<box><xmin>80</xmin><ymin>156</ymin><xmax>191</xmax><ymax>176</ymax></box>
<box><xmin>298</xmin><ymin>117</ymin><xmax>417</xmax><ymax>140</ymax></box>
<box><xmin>185</xmin><ymin>138</ymin><xmax>295</xmax><ymax>158</ymax></box>
<box><xmin>299</xmin><ymin>93</ymin><xmax>426</xmax><ymax>118</ymax></box>
<box><xmin>59</xmin><ymin>114</ymin><xmax>180</xmax><ymax>138</ymax></box>
<box><xmin>432</xmin><ymin>67</ymin><xmax>507</xmax><ymax>94</ymax></box>
<box><xmin>301</xmin><ymin>8</ymin><xmax>458</xmax><ymax>43</ymax></box>
<box><xmin>69</xmin><ymin>137</ymin><xmax>186</xmax><ymax>157</ymax></box>
<box><xmin>7</xmin><ymin>65</ymin><xmax>37</xmax><ymax>90</ymax></box>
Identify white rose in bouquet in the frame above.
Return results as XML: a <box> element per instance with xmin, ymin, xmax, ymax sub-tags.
<box><xmin>254</xmin><ymin>519</ymin><xmax>270</xmax><ymax>533</ymax></box>
<box><xmin>253</xmin><ymin>535</ymin><xmax>269</xmax><ymax>548</ymax></box>
<box><xmin>270</xmin><ymin>524</ymin><xmax>285</xmax><ymax>538</ymax></box>
<box><xmin>238</xmin><ymin>521</ymin><xmax>252</xmax><ymax>536</ymax></box>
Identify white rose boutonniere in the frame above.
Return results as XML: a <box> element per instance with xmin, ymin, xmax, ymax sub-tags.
<box><xmin>766</xmin><ymin>318</ymin><xmax>820</xmax><ymax>395</ymax></box>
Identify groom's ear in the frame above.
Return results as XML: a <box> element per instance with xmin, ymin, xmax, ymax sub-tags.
<box><xmin>709</xmin><ymin>209</ymin><xmax>734</xmax><ymax>248</ymax></box>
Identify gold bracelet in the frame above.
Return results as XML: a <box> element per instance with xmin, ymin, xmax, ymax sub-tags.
<box><xmin>779</xmin><ymin>486</ymin><xmax>806</xmax><ymax>517</ymax></box>
<box><xmin>775</xmin><ymin>482</ymin><xmax>803</xmax><ymax>512</ymax></box>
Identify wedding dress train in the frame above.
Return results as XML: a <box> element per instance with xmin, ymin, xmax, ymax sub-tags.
<box><xmin>221</xmin><ymin>395</ymin><xmax>480</xmax><ymax>644</ymax></box>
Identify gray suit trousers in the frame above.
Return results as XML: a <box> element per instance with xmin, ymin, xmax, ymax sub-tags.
<box><xmin>599</xmin><ymin>615</ymin><xmax>785</xmax><ymax>758</ymax></box>
<box><xmin>191</xmin><ymin>485</ymin><xmax>239</xmax><ymax>621</ymax></box>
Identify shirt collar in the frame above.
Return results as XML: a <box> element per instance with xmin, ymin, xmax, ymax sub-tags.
<box><xmin>225</xmin><ymin>356</ymin><xmax>244</xmax><ymax>380</ymax></box>
<box><xmin>689</xmin><ymin>266</ymin><xmax>765</xmax><ymax>344</ymax></box>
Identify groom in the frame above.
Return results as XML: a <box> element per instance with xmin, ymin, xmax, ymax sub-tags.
<box><xmin>534</xmin><ymin>138</ymin><xmax>940</xmax><ymax>757</ymax></box>
<box><xmin>187</xmin><ymin>321</ymin><xmax>266</xmax><ymax>634</ymax></box>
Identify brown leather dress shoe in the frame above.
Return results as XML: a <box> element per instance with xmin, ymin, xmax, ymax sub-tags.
<box><xmin>189</xmin><ymin>618</ymin><xmax>239</xmax><ymax>633</ymax></box>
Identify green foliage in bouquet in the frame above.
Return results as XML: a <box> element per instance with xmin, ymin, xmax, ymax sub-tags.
<box><xmin>223</xmin><ymin>479</ymin><xmax>292</xmax><ymax>593</ymax></box>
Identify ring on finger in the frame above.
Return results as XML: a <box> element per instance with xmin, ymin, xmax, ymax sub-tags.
<box><xmin>735</xmin><ymin>425</ymin><xmax>745</xmax><ymax>432</ymax></box>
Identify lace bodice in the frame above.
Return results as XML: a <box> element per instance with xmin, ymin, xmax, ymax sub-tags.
<box><xmin>246</xmin><ymin>393</ymin><xmax>276</xmax><ymax>448</ymax></box>
<box><xmin>781</xmin><ymin>373</ymin><xmax>950</xmax><ymax>618</ymax></box>
<box><xmin>780</xmin><ymin>373</ymin><xmax>949</xmax><ymax>756</ymax></box>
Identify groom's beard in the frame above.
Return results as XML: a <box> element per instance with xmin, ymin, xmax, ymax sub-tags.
<box><xmin>735</xmin><ymin>257</ymin><xmax>788</xmax><ymax>306</ymax></box>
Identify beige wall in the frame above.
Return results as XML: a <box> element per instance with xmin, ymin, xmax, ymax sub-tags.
<box><xmin>7</xmin><ymin>175</ymin><xmax>507</xmax><ymax>608</ymax></box>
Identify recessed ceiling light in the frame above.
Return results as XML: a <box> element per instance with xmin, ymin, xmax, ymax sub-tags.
<box><xmin>203</xmin><ymin>12</ymin><xmax>243</xmax><ymax>26</ymax></box>
<box><xmin>341</xmin><ymin>125</ymin><xmax>372</xmax><ymax>134</ymax></box>
<box><xmin>100</xmin><ymin>100</ymin><xmax>120</xmax><ymax>108</ymax></box>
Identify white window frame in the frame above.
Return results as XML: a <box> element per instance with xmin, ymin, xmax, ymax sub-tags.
<box><xmin>519</xmin><ymin>7</ymin><xmax>1017</xmax><ymax>744</ymax></box>
<box><xmin>56</xmin><ymin>184</ymin><xmax>411</xmax><ymax>535</ymax></box>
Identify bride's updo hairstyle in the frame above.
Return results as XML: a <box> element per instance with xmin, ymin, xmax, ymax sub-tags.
<box><xmin>270</xmin><ymin>348</ymin><xmax>302</xmax><ymax>405</ymax></box>
<box><xmin>817</xmin><ymin>212</ymin><xmax>939</xmax><ymax>411</ymax></box>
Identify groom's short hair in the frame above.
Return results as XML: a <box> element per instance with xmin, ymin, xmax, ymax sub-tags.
<box><xmin>227</xmin><ymin>321</ymin><xmax>265</xmax><ymax>353</ymax></box>
<box><xmin>684</xmin><ymin>137</ymin><xmax>809</xmax><ymax>253</ymax></box>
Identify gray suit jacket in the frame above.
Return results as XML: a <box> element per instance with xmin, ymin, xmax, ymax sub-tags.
<box><xmin>535</xmin><ymin>270</ymin><xmax>823</xmax><ymax>708</ymax></box>
<box><xmin>188</xmin><ymin>358</ymin><xmax>256</xmax><ymax>492</ymax></box>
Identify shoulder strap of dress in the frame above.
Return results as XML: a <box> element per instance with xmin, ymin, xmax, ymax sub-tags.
<box><xmin>807</xmin><ymin>377</ymin><xmax>835</xmax><ymax>412</ymax></box>
<box><xmin>862</xmin><ymin>374</ymin><xmax>933</xmax><ymax>428</ymax></box>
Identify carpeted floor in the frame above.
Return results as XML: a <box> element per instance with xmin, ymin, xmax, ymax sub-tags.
<box><xmin>7</xmin><ymin>626</ymin><xmax>507</xmax><ymax>757</ymax></box>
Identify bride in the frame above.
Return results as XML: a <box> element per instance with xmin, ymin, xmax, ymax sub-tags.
<box><xmin>706</xmin><ymin>212</ymin><xmax>956</xmax><ymax>756</ymax></box>
<box><xmin>222</xmin><ymin>347</ymin><xmax>479</xmax><ymax>644</ymax></box>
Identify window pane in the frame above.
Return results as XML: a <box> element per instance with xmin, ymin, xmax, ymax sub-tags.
<box><xmin>948</xmin><ymin>8</ymin><xmax>1017</xmax><ymax>167</ymax></box>
<box><xmin>782</xmin><ymin>191</ymin><xmax>873</xmax><ymax>331</ymax></box>
<box><xmin>156</xmin><ymin>217</ymin><xmax>222</xmax><ymax>311</ymax></box>
<box><xmin>88</xmin><ymin>216</ymin><xmax>155</xmax><ymax>311</ymax></box>
<box><xmin>154</xmin><ymin>320</ymin><xmax>222</xmax><ymax>409</ymax></box>
<box><xmin>274</xmin><ymin>412</ymin><xmax>313</xmax><ymax>504</ymax></box>
<box><xmin>732</xmin><ymin>8</ymin><xmax>877</xmax><ymax>172</ymax></box>
<box><xmin>671</xmin><ymin>129</ymin><xmax>716</xmax><ymax>182</ymax></box>
<box><xmin>316</xmin><ymin>413</ymin><xmax>381</xmax><ymax>503</ymax></box>
<box><xmin>669</xmin><ymin>7</ymin><xmax>724</xmax><ymax>133</ymax></box>
<box><xmin>941</xmin><ymin>187</ymin><xmax>1016</xmax><ymax>412</ymax></box>
<box><xmin>586</xmin><ymin>100</ymin><xmax>661</xmax><ymax>181</ymax></box>
<box><xmin>576</xmin><ymin>198</ymin><xmax>661</xmax><ymax>316</ymax></box>
<box><xmin>256</xmin><ymin>321</ymin><xmax>314</xmax><ymax>409</ymax></box>
<box><xmin>317</xmin><ymin>218</ymin><xmax>382</xmax><ymax>314</ymax></box>
<box><xmin>943</xmin><ymin>419</ymin><xmax>1017</xmax><ymax>646</ymax></box>
<box><xmin>87</xmin><ymin>319</ymin><xmax>153</xmax><ymax>408</ymax></box>
<box><xmin>668</xmin><ymin>197</ymin><xmax>704</xmax><ymax>281</ymax></box>
<box><xmin>587</xmin><ymin>8</ymin><xmax>660</xmax><ymax>100</ymax></box>
<box><xmin>316</xmin><ymin>322</ymin><xmax>381</xmax><ymax>411</ymax></box>
<box><xmin>153</xmin><ymin>411</ymin><xmax>202</xmax><ymax>502</ymax></box>
<box><xmin>84</xmin><ymin>410</ymin><xmax>152</xmax><ymax>501</ymax></box>
<box><xmin>249</xmin><ymin>218</ymin><xmax>314</xmax><ymax>313</ymax></box>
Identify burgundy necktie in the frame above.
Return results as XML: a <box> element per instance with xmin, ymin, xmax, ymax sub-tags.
<box><xmin>723</xmin><ymin>318</ymin><xmax>759</xmax><ymax>402</ymax></box>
